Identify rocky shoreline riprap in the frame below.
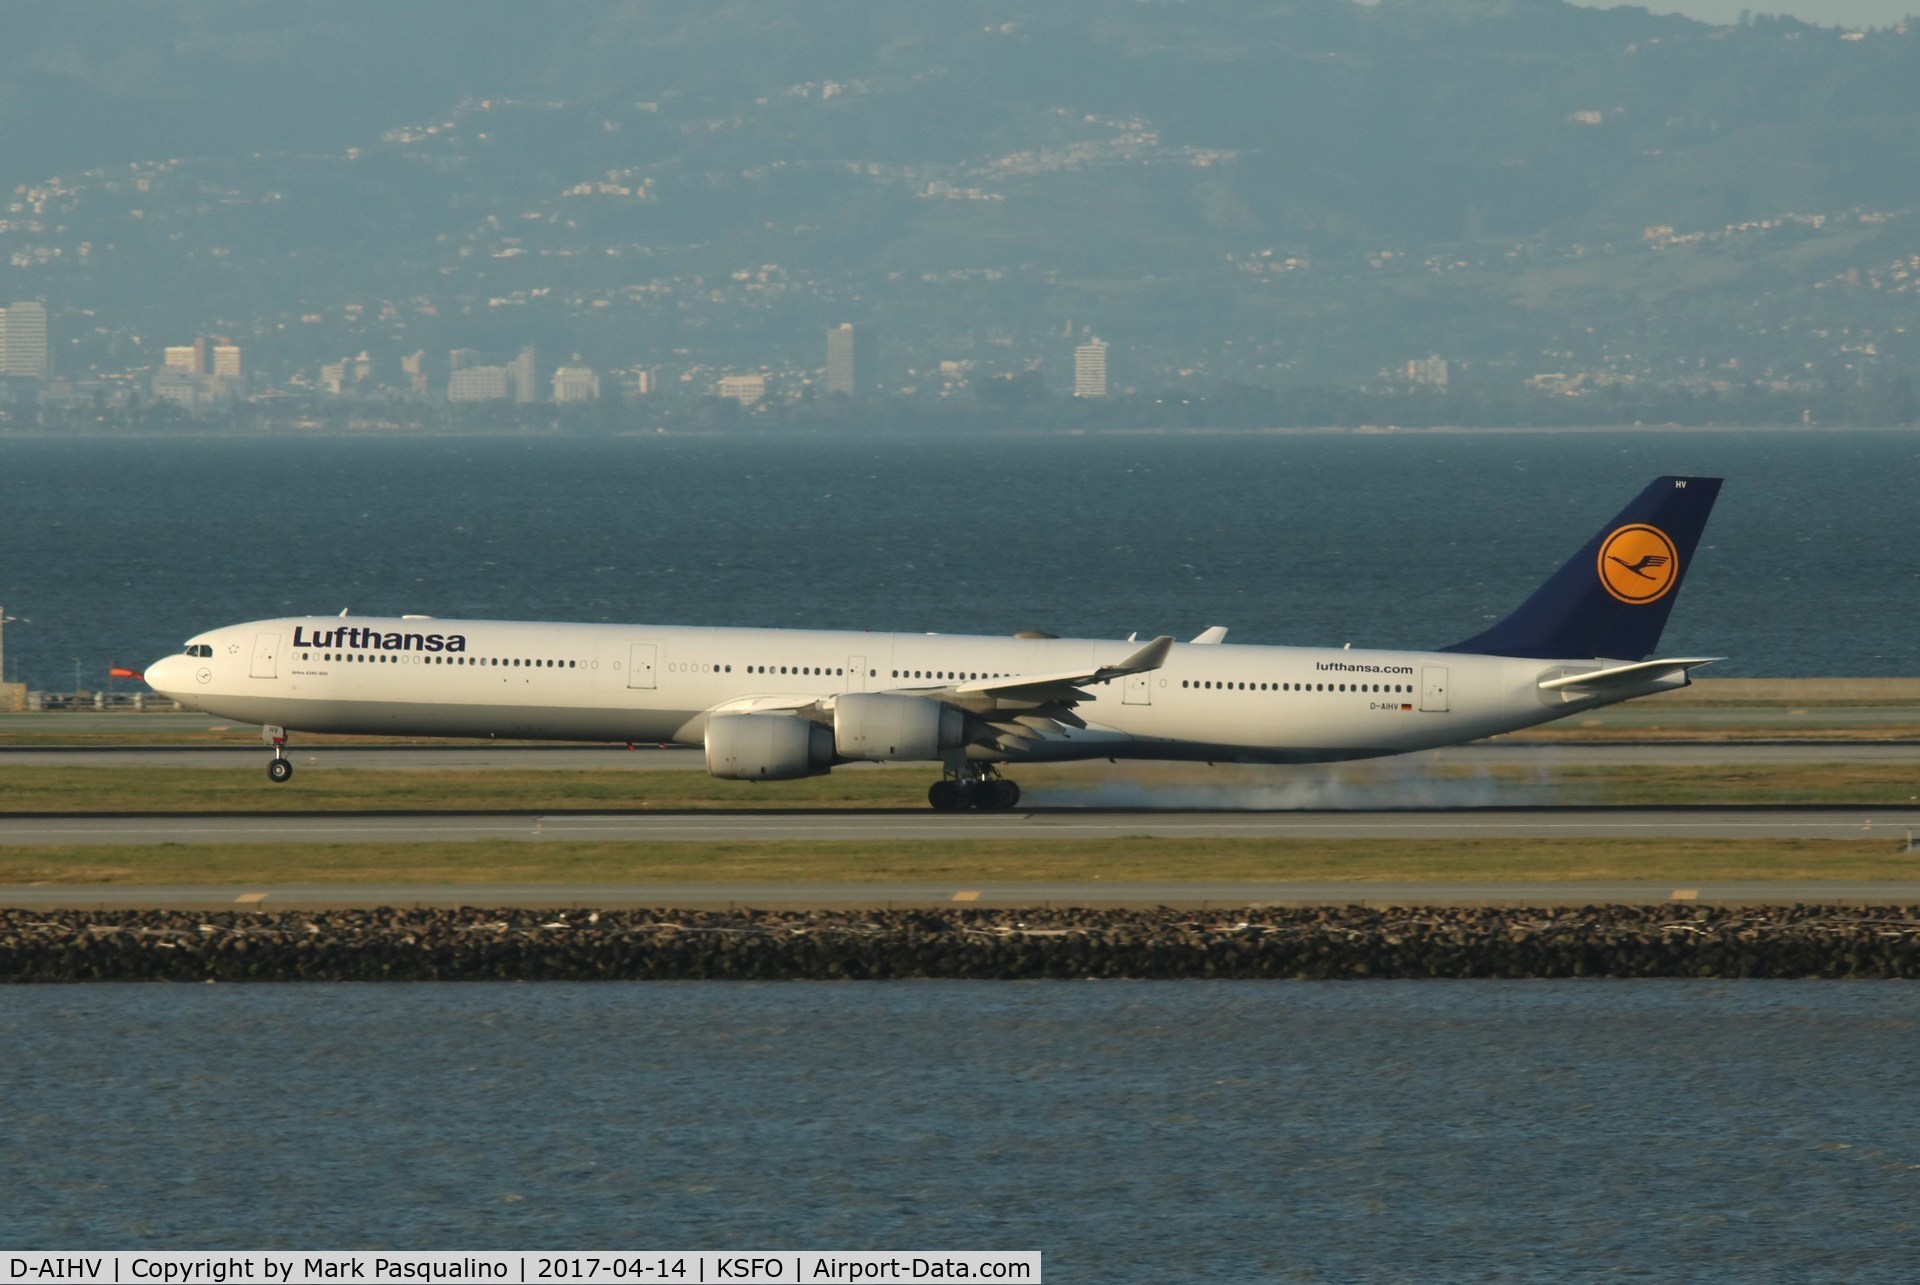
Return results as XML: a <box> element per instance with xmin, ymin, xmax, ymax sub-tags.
<box><xmin>4</xmin><ymin>904</ymin><xmax>1919</xmax><ymax>981</ymax></box>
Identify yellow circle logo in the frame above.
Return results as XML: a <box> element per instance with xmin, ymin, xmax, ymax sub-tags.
<box><xmin>1598</xmin><ymin>524</ymin><xmax>1679</xmax><ymax>604</ymax></box>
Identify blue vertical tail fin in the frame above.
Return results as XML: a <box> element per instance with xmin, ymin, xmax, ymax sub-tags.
<box><xmin>1441</xmin><ymin>475</ymin><xmax>1722</xmax><ymax>661</ymax></box>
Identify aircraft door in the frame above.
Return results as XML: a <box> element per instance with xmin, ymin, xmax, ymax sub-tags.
<box><xmin>250</xmin><ymin>633</ymin><xmax>280</xmax><ymax>679</ymax></box>
<box><xmin>846</xmin><ymin>656</ymin><xmax>867</xmax><ymax>693</ymax></box>
<box><xmin>1124</xmin><ymin>670</ymin><xmax>1152</xmax><ymax>705</ymax></box>
<box><xmin>1420</xmin><ymin>665</ymin><xmax>1449</xmax><ymax>712</ymax></box>
<box><xmin>627</xmin><ymin>643</ymin><xmax>658</xmax><ymax>690</ymax></box>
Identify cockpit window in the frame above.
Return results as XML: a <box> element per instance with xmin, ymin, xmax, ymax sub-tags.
<box><xmin>183</xmin><ymin>644</ymin><xmax>213</xmax><ymax>658</ymax></box>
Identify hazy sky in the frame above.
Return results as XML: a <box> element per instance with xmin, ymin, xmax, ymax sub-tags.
<box><xmin>1573</xmin><ymin>0</ymin><xmax>1916</xmax><ymax>25</ymax></box>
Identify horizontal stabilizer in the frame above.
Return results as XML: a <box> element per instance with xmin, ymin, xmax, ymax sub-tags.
<box><xmin>1538</xmin><ymin>657</ymin><xmax>1722</xmax><ymax>694</ymax></box>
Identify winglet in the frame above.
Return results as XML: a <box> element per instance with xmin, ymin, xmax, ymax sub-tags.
<box><xmin>1190</xmin><ymin>626</ymin><xmax>1228</xmax><ymax>645</ymax></box>
<box><xmin>1108</xmin><ymin>635</ymin><xmax>1173</xmax><ymax>676</ymax></box>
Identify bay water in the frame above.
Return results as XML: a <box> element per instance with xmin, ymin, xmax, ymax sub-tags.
<box><xmin>2</xmin><ymin>981</ymin><xmax>1917</xmax><ymax>1278</ymax></box>
<box><xmin>2</xmin><ymin>428</ymin><xmax>1916</xmax><ymax>688</ymax></box>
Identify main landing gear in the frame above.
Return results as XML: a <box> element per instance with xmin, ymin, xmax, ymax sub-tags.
<box><xmin>927</xmin><ymin>765</ymin><xmax>1021</xmax><ymax>812</ymax></box>
<box><xmin>264</xmin><ymin>725</ymin><xmax>293</xmax><ymax>783</ymax></box>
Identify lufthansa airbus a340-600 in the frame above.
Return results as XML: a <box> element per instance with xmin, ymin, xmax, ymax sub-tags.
<box><xmin>143</xmin><ymin>476</ymin><xmax>1722</xmax><ymax>810</ymax></box>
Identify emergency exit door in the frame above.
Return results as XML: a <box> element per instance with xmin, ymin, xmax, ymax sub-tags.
<box><xmin>1420</xmin><ymin>665</ymin><xmax>1449</xmax><ymax>712</ymax></box>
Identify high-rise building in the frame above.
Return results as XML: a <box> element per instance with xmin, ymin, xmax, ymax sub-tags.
<box><xmin>401</xmin><ymin>351</ymin><xmax>427</xmax><ymax>395</ymax></box>
<box><xmin>211</xmin><ymin>345</ymin><xmax>243</xmax><ymax>380</ymax></box>
<box><xmin>1073</xmin><ymin>337</ymin><xmax>1109</xmax><ymax>398</ymax></box>
<box><xmin>1</xmin><ymin>302</ymin><xmax>51</xmax><ymax>379</ymax></box>
<box><xmin>825</xmin><ymin>322</ymin><xmax>875</xmax><ymax>396</ymax></box>
<box><xmin>508</xmin><ymin>346</ymin><xmax>537</xmax><ymax>403</ymax></box>
<box><xmin>551</xmin><ymin>361</ymin><xmax>601</xmax><ymax>403</ymax></box>
<box><xmin>164</xmin><ymin>346</ymin><xmax>201</xmax><ymax>374</ymax></box>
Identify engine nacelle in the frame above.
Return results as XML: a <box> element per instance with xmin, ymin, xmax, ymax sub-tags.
<box><xmin>834</xmin><ymin>692</ymin><xmax>966</xmax><ymax>762</ymax></box>
<box><xmin>704</xmin><ymin>713</ymin><xmax>836</xmax><ymax>780</ymax></box>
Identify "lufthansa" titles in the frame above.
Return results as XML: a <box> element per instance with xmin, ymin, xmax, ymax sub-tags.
<box><xmin>291</xmin><ymin>626</ymin><xmax>467</xmax><ymax>654</ymax></box>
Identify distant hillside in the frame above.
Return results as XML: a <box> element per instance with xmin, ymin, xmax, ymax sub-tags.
<box><xmin>2</xmin><ymin>0</ymin><xmax>1916</xmax><ymax>389</ymax></box>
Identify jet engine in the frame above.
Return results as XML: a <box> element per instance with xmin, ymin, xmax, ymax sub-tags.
<box><xmin>704</xmin><ymin>713</ymin><xmax>836</xmax><ymax>780</ymax></box>
<box><xmin>833</xmin><ymin>692</ymin><xmax>966</xmax><ymax>762</ymax></box>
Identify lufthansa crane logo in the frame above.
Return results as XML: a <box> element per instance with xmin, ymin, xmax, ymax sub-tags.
<box><xmin>1597</xmin><ymin>524</ymin><xmax>1679</xmax><ymax>604</ymax></box>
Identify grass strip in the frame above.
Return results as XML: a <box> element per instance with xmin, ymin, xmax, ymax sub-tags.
<box><xmin>1</xmin><ymin>837</ymin><xmax>1914</xmax><ymax>887</ymax></box>
<box><xmin>4</xmin><ymin>724</ymin><xmax>1915</xmax><ymax>748</ymax></box>
<box><xmin>1</xmin><ymin>763</ymin><xmax>1918</xmax><ymax>813</ymax></box>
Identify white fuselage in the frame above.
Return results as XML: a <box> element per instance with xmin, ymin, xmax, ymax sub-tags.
<box><xmin>144</xmin><ymin>615</ymin><xmax>1657</xmax><ymax>765</ymax></box>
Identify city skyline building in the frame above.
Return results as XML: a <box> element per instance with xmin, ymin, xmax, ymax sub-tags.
<box><xmin>1407</xmin><ymin>355</ymin><xmax>1449</xmax><ymax>389</ymax></box>
<box><xmin>152</xmin><ymin>368</ymin><xmax>220</xmax><ymax>407</ymax></box>
<box><xmin>715</xmin><ymin>374</ymin><xmax>766</xmax><ymax>406</ymax></box>
<box><xmin>1</xmin><ymin>302</ymin><xmax>51</xmax><ymax>380</ymax></box>
<box><xmin>825</xmin><ymin>322</ymin><xmax>875</xmax><ymax>396</ymax></box>
<box><xmin>448</xmin><ymin>365</ymin><xmax>511</xmax><ymax>401</ymax></box>
<box><xmin>508</xmin><ymin>345</ymin><xmax>537</xmax><ymax>404</ymax></box>
<box><xmin>1073</xmin><ymin>337</ymin><xmax>1109</xmax><ymax>398</ymax></box>
<box><xmin>551</xmin><ymin>361</ymin><xmax>600</xmax><ymax>403</ymax></box>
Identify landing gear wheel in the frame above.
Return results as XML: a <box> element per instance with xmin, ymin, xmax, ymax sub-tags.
<box><xmin>928</xmin><ymin>780</ymin><xmax>961</xmax><ymax>811</ymax></box>
<box><xmin>988</xmin><ymin>779</ymin><xmax>1021</xmax><ymax>810</ymax></box>
<box><xmin>267</xmin><ymin>758</ymin><xmax>294</xmax><ymax>784</ymax></box>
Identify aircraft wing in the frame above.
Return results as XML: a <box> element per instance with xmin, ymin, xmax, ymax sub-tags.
<box><xmin>1538</xmin><ymin>657</ymin><xmax>1721</xmax><ymax>695</ymax></box>
<box><xmin>946</xmin><ymin>635</ymin><xmax>1175</xmax><ymax>705</ymax></box>
<box><xmin>712</xmin><ymin>637</ymin><xmax>1175</xmax><ymax>723</ymax></box>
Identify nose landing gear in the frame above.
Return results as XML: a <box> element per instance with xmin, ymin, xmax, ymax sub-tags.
<box><xmin>927</xmin><ymin>766</ymin><xmax>1021</xmax><ymax>811</ymax></box>
<box><xmin>264</xmin><ymin>725</ymin><xmax>293</xmax><ymax>783</ymax></box>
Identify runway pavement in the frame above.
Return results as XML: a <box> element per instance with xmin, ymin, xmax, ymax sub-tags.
<box><xmin>5</xmin><ymin>805</ymin><xmax>1920</xmax><ymax>845</ymax></box>
<box><xmin>4</xmin><ymin>741</ymin><xmax>1919</xmax><ymax>768</ymax></box>
<box><xmin>5</xmin><ymin>878</ymin><xmax>1920</xmax><ymax>909</ymax></box>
